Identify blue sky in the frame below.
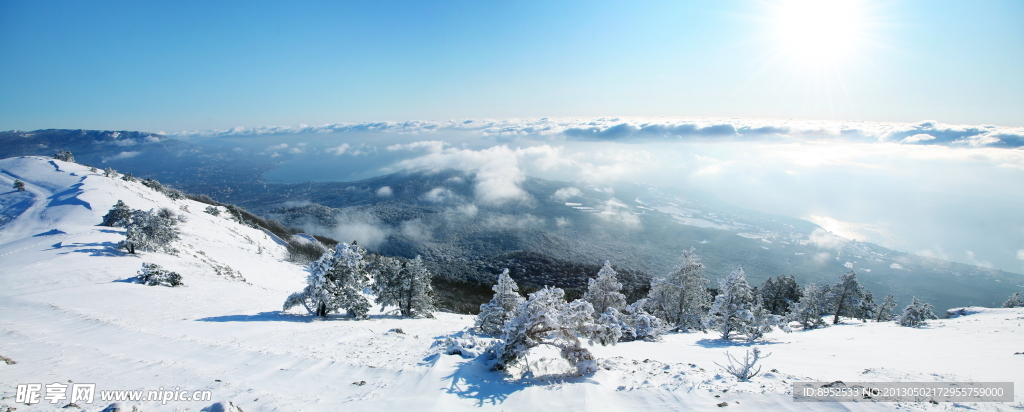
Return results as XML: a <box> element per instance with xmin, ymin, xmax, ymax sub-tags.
<box><xmin>1</xmin><ymin>0</ymin><xmax>1021</xmax><ymax>132</ymax></box>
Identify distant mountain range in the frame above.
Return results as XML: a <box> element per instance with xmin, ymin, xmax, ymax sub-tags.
<box><xmin>3</xmin><ymin>128</ymin><xmax>1021</xmax><ymax>312</ymax></box>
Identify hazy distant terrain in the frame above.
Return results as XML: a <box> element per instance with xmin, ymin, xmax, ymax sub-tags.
<box><xmin>249</xmin><ymin>169</ymin><xmax>1023</xmax><ymax>312</ymax></box>
<box><xmin>2</xmin><ymin>128</ymin><xmax>1021</xmax><ymax>313</ymax></box>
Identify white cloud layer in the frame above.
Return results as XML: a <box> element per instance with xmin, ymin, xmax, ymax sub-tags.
<box><xmin>551</xmin><ymin>187</ymin><xmax>583</xmax><ymax>201</ymax></box>
<box><xmin>595</xmin><ymin>198</ymin><xmax>642</xmax><ymax>229</ymax></box>
<box><xmin>170</xmin><ymin>117</ymin><xmax>1024</xmax><ymax>148</ymax></box>
<box><xmin>392</xmin><ymin>144</ymin><xmax>540</xmax><ymax>206</ymax></box>
<box><xmin>807</xmin><ymin>228</ymin><xmax>849</xmax><ymax>250</ymax></box>
<box><xmin>101</xmin><ymin>151</ymin><xmax>141</xmax><ymax>163</ymax></box>
<box><xmin>423</xmin><ymin>187</ymin><xmax>457</xmax><ymax>203</ymax></box>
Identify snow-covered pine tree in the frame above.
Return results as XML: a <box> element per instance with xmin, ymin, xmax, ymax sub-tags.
<box><xmin>476</xmin><ymin>269</ymin><xmax>526</xmax><ymax>336</ymax></box>
<box><xmin>896</xmin><ymin>297</ymin><xmax>937</xmax><ymax>327</ymax></box>
<box><xmin>758</xmin><ymin>274</ymin><xmax>802</xmax><ymax>315</ymax></box>
<box><xmin>758</xmin><ymin>277</ymin><xmax>777</xmax><ymax>312</ymax></box>
<box><xmin>13</xmin><ymin>179</ymin><xmax>26</xmax><ymax>191</ymax></box>
<box><xmin>103</xmin><ymin>167</ymin><xmax>117</xmax><ymax>178</ymax></box>
<box><xmin>788</xmin><ymin>283</ymin><xmax>831</xmax><ymax>329</ymax></box>
<box><xmin>856</xmin><ymin>290</ymin><xmax>878</xmax><ymax>321</ymax></box>
<box><xmin>134</xmin><ymin>262</ymin><xmax>183</xmax><ymax>287</ymax></box>
<box><xmin>583</xmin><ymin>261</ymin><xmax>627</xmax><ymax>316</ymax></box>
<box><xmin>706</xmin><ymin>267</ymin><xmax>758</xmax><ymax>340</ymax></box>
<box><xmin>101</xmin><ymin>200</ymin><xmax>133</xmax><ymax>227</ymax></box>
<box><xmin>592</xmin><ymin>308</ymin><xmax>624</xmax><ymax>346</ymax></box>
<box><xmin>875</xmin><ymin>293</ymin><xmax>898</xmax><ymax>321</ymax></box>
<box><xmin>741</xmin><ymin>301</ymin><xmax>789</xmax><ymax>342</ymax></box>
<box><xmin>1003</xmin><ymin>291</ymin><xmax>1023</xmax><ymax>308</ymax></box>
<box><xmin>646</xmin><ymin>247</ymin><xmax>711</xmax><ymax>332</ymax></box>
<box><xmin>118</xmin><ymin>208</ymin><xmax>180</xmax><ymax>254</ymax></box>
<box><xmin>371</xmin><ymin>255</ymin><xmax>403</xmax><ymax>309</ymax></box>
<box><xmin>829</xmin><ymin>271</ymin><xmax>865</xmax><ymax>324</ymax></box>
<box><xmin>285</xmin><ymin>249</ymin><xmax>337</xmax><ymax>317</ymax></box>
<box><xmin>617</xmin><ymin>298</ymin><xmax>664</xmax><ymax>342</ymax></box>
<box><xmin>372</xmin><ymin>255</ymin><xmax>434</xmax><ymax>318</ymax></box>
<box><xmin>54</xmin><ymin>149</ymin><xmax>74</xmax><ymax>162</ymax></box>
<box><xmin>494</xmin><ymin>286</ymin><xmax>609</xmax><ymax>375</ymax></box>
<box><xmin>283</xmin><ymin>242</ymin><xmax>371</xmax><ymax>319</ymax></box>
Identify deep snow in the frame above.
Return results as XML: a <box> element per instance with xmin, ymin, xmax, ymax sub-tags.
<box><xmin>1</xmin><ymin>156</ymin><xmax>1021</xmax><ymax>411</ymax></box>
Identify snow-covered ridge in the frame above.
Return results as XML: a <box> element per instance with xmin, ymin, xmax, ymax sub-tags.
<box><xmin>1</xmin><ymin>156</ymin><xmax>1022</xmax><ymax>411</ymax></box>
<box><xmin>0</xmin><ymin>156</ymin><xmax>295</xmax><ymax>288</ymax></box>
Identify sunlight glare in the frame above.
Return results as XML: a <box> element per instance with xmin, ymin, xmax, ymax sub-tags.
<box><xmin>771</xmin><ymin>0</ymin><xmax>868</xmax><ymax>67</ymax></box>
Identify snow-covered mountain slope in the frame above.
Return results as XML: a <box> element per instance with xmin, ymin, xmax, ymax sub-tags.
<box><xmin>1</xmin><ymin>156</ymin><xmax>1021</xmax><ymax>411</ymax></box>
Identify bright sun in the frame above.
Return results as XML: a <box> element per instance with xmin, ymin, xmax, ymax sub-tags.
<box><xmin>769</xmin><ymin>0</ymin><xmax>869</xmax><ymax>68</ymax></box>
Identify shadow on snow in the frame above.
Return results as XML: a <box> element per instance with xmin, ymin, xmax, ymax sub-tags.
<box><xmin>439</xmin><ymin>356</ymin><xmax>527</xmax><ymax>407</ymax></box>
<box><xmin>34</xmin><ymin>229</ymin><xmax>67</xmax><ymax>237</ymax></box>
<box><xmin>432</xmin><ymin>344</ymin><xmax>598</xmax><ymax>407</ymax></box>
<box><xmin>195</xmin><ymin>311</ymin><xmax>313</xmax><ymax>323</ymax></box>
<box><xmin>58</xmin><ymin>241</ymin><xmax>126</xmax><ymax>257</ymax></box>
<box><xmin>47</xmin><ymin>183</ymin><xmax>91</xmax><ymax>210</ymax></box>
<box><xmin>694</xmin><ymin>338</ymin><xmax>784</xmax><ymax>348</ymax></box>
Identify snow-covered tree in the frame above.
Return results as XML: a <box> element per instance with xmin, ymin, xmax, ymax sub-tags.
<box><xmin>591</xmin><ymin>308</ymin><xmax>625</xmax><ymax>346</ymax></box>
<box><xmin>134</xmin><ymin>262</ymin><xmax>183</xmax><ymax>287</ymax></box>
<box><xmin>54</xmin><ymin>149</ymin><xmax>74</xmax><ymax>162</ymax></box>
<box><xmin>788</xmin><ymin>283</ymin><xmax>831</xmax><ymax>329</ymax></box>
<box><xmin>617</xmin><ymin>299</ymin><xmax>664</xmax><ymax>342</ymax></box>
<box><xmin>372</xmin><ymin>255</ymin><xmax>434</xmax><ymax>318</ymax></box>
<box><xmin>646</xmin><ymin>248</ymin><xmax>711</xmax><ymax>332</ymax></box>
<box><xmin>283</xmin><ymin>243</ymin><xmax>371</xmax><ymax>319</ymax></box>
<box><xmin>758</xmin><ymin>274</ymin><xmax>802</xmax><ymax>315</ymax></box>
<box><xmin>828</xmin><ymin>271</ymin><xmax>865</xmax><ymax>324</ymax></box>
<box><xmin>493</xmin><ymin>287</ymin><xmax>611</xmax><ymax>375</ymax></box>
<box><xmin>101</xmin><ymin>200</ymin><xmax>133</xmax><ymax>227</ymax></box>
<box><xmin>856</xmin><ymin>290</ymin><xmax>878</xmax><ymax>321</ymax></box>
<box><xmin>118</xmin><ymin>208</ymin><xmax>180</xmax><ymax>254</ymax></box>
<box><xmin>1003</xmin><ymin>291</ymin><xmax>1024</xmax><ymax>308</ymax></box>
<box><xmin>476</xmin><ymin>269</ymin><xmax>526</xmax><ymax>336</ymax></box>
<box><xmin>103</xmin><ymin>167</ymin><xmax>117</xmax><ymax>178</ymax></box>
<box><xmin>896</xmin><ymin>297</ymin><xmax>937</xmax><ymax>327</ymax></box>
<box><xmin>593</xmin><ymin>298</ymin><xmax>665</xmax><ymax>344</ymax></box>
<box><xmin>706</xmin><ymin>267</ymin><xmax>759</xmax><ymax>340</ymax></box>
<box><xmin>583</xmin><ymin>261</ymin><xmax>627</xmax><ymax>316</ymax></box>
<box><xmin>875</xmin><ymin>293</ymin><xmax>898</xmax><ymax>321</ymax></box>
<box><xmin>741</xmin><ymin>301</ymin><xmax>789</xmax><ymax>342</ymax></box>
<box><xmin>13</xmin><ymin>179</ymin><xmax>25</xmax><ymax>191</ymax></box>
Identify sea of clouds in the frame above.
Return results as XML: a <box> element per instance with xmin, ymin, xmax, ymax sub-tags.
<box><xmin>166</xmin><ymin>117</ymin><xmax>1024</xmax><ymax>273</ymax></box>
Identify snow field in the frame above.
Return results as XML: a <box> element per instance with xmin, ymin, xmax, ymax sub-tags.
<box><xmin>1</xmin><ymin>156</ymin><xmax>1021</xmax><ymax>411</ymax></box>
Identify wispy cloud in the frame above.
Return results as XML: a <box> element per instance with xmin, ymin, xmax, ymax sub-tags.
<box><xmin>101</xmin><ymin>151</ymin><xmax>141</xmax><ymax>163</ymax></box>
<box><xmin>551</xmin><ymin>187</ymin><xmax>582</xmax><ymax>201</ymax></box>
<box><xmin>392</xmin><ymin>144</ymin><xmax>538</xmax><ymax>206</ymax></box>
<box><xmin>595</xmin><ymin>198</ymin><xmax>642</xmax><ymax>229</ymax></box>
